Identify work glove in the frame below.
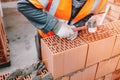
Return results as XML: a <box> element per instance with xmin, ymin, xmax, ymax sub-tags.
<box><xmin>67</xmin><ymin>25</ymin><xmax>78</xmax><ymax>40</ymax></box>
<box><xmin>53</xmin><ymin>22</ymin><xmax>78</xmax><ymax>40</ymax></box>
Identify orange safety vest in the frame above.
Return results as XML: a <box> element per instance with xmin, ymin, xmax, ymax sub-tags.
<box><xmin>29</xmin><ymin>0</ymin><xmax>108</xmax><ymax>38</ymax></box>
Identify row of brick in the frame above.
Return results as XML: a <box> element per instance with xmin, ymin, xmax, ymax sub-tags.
<box><xmin>41</xmin><ymin>21</ymin><xmax>120</xmax><ymax>79</ymax></box>
<box><xmin>0</xmin><ymin>68</ymin><xmax>49</xmax><ymax>80</ymax></box>
<box><xmin>0</xmin><ymin>55</ymin><xmax>120</xmax><ymax>80</ymax></box>
<box><xmin>106</xmin><ymin>0</ymin><xmax>120</xmax><ymax>22</ymax></box>
<box><xmin>0</xmin><ymin>73</ymin><xmax>32</xmax><ymax>80</ymax></box>
<box><xmin>0</xmin><ymin>13</ymin><xmax>10</xmax><ymax>65</ymax></box>
<box><xmin>1</xmin><ymin>0</ymin><xmax>16</xmax><ymax>2</ymax></box>
<box><xmin>61</xmin><ymin>54</ymin><xmax>120</xmax><ymax>80</ymax></box>
<box><xmin>109</xmin><ymin>0</ymin><xmax>120</xmax><ymax>6</ymax></box>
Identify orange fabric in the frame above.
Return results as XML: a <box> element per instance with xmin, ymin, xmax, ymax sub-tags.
<box><xmin>38</xmin><ymin>30</ymin><xmax>54</xmax><ymax>38</ymax></box>
<box><xmin>96</xmin><ymin>0</ymin><xmax>108</xmax><ymax>11</ymax></box>
<box><xmin>91</xmin><ymin>0</ymin><xmax>108</xmax><ymax>15</ymax></box>
<box><xmin>54</xmin><ymin>0</ymin><xmax>72</xmax><ymax>20</ymax></box>
<box><xmin>37</xmin><ymin>0</ymin><xmax>72</xmax><ymax>38</ymax></box>
<box><xmin>73</xmin><ymin>0</ymin><xmax>94</xmax><ymax>22</ymax></box>
<box><xmin>31</xmin><ymin>0</ymin><xmax>108</xmax><ymax>38</ymax></box>
<box><xmin>29</xmin><ymin>0</ymin><xmax>45</xmax><ymax>9</ymax></box>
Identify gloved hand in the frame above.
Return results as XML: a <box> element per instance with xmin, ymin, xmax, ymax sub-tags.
<box><xmin>67</xmin><ymin>26</ymin><xmax>78</xmax><ymax>40</ymax></box>
<box><xmin>53</xmin><ymin>22</ymin><xmax>78</xmax><ymax>40</ymax></box>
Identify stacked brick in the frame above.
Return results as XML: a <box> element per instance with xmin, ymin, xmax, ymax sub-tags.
<box><xmin>0</xmin><ymin>68</ymin><xmax>50</xmax><ymax>80</ymax></box>
<box><xmin>106</xmin><ymin>0</ymin><xmax>120</xmax><ymax>22</ymax></box>
<box><xmin>41</xmin><ymin>20</ymin><xmax>120</xmax><ymax>80</ymax></box>
<box><xmin>0</xmin><ymin>73</ymin><xmax>32</xmax><ymax>80</ymax></box>
<box><xmin>0</xmin><ymin>12</ymin><xmax>10</xmax><ymax>68</ymax></box>
<box><xmin>1</xmin><ymin>0</ymin><xmax>17</xmax><ymax>2</ymax></box>
<box><xmin>41</xmin><ymin>35</ymin><xmax>88</xmax><ymax>79</ymax></box>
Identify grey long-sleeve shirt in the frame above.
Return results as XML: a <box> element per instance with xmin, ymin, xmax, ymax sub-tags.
<box><xmin>17</xmin><ymin>0</ymin><xmax>92</xmax><ymax>34</ymax></box>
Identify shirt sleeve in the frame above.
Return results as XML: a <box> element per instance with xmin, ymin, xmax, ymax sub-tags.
<box><xmin>17</xmin><ymin>0</ymin><xmax>59</xmax><ymax>33</ymax></box>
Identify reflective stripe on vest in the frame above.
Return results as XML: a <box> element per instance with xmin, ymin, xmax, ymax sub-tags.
<box><xmin>91</xmin><ymin>0</ymin><xmax>101</xmax><ymax>13</ymax></box>
<box><xmin>49</xmin><ymin>0</ymin><xmax>72</xmax><ymax>20</ymax></box>
<box><xmin>49</xmin><ymin>0</ymin><xmax>60</xmax><ymax>16</ymax></box>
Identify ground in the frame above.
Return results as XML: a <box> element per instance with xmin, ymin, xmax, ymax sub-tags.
<box><xmin>0</xmin><ymin>1</ymin><xmax>38</xmax><ymax>74</ymax></box>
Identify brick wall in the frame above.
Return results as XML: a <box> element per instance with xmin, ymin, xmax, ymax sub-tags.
<box><xmin>41</xmin><ymin>20</ymin><xmax>120</xmax><ymax>80</ymax></box>
<box><xmin>105</xmin><ymin>0</ymin><xmax>120</xmax><ymax>22</ymax></box>
<box><xmin>40</xmin><ymin>0</ymin><xmax>120</xmax><ymax>80</ymax></box>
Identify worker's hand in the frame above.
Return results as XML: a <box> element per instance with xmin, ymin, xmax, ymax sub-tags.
<box><xmin>55</xmin><ymin>23</ymin><xmax>78</xmax><ymax>40</ymax></box>
<box><xmin>73</xmin><ymin>22</ymin><xmax>88</xmax><ymax>32</ymax></box>
<box><xmin>67</xmin><ymin>26</ymin><xmax>78</xmax><ymax>40</ymax></box>
<box><xmin>73</xmin><ymin>26</ymin><xmax>87</xmax><ymax>32</ymax></box>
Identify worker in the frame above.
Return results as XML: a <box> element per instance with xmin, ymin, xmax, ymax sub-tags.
<box><xmin>6</xmin><ymin>0</ymin><xmax>108</xmax><ymax>80</ymax></box>
<box><xmin>17</xmin><ymin>0</ymin><xmax>108</xmax><ymax>60</ymax></box>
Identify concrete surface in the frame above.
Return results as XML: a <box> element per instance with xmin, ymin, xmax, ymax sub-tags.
<box><xmin>0</xmin><ymin>1</ymin><xmax>38</xmax><ymax>74</ymax></box>
<box><xmin>1</xmin><ymin>1</ymin><xmax>17</xmax><ymax>8</ymax></box>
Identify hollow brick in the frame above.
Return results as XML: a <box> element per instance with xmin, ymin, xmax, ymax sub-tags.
<box><xmin>70</xmin><ymin>64</ymin><xmax>97</xmax><ymax>80</ymax></box>
<box><xmin>41</xmin><ymin>36</ymin><xmax>88</xmax><ymax>79</ymax></box>
<box><xmin>80</xmin><ymin>25</ymin><xmax>116</xmax><ymax>67</ymax></box>
<box><xmin>96</xmin><ymin>56</ymin><xmax>119</xmax><ymax>79</ymax></box>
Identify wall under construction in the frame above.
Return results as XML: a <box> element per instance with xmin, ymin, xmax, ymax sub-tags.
<box><xmin>40</xmin><ymin>1</ymin><xmax>120</xmax><ymax>79</ymax></box>
<box><xmin>41</xmin><ymin>21</ymin><xmax>120</xmax><ymax>80</ymax></box>
<box><xmin>0</xmin><ymin>0</ymin><xmax>120</xmax><ymax>80</ymax></box>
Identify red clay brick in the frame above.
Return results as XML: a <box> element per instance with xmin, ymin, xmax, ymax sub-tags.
<box><xmin>116</xmin><ymin>58</ymin><xmax>120</xmax><ymax>70</ymax></box>
<box><xmin>109</xmin><ymin>4</ymin><xmax>120</xmax><ymax>13</ymax></box>
<box><xmin>112</xmin><ymin>69</ymin><xmax>120</xmax><ymax>80</ymax></box>
<box><xmin>104</xmin><ymin>73</ymin><xmax>113</xmax><ymax>80</ymax></box>
<box><xmin>70</xmin><ymin>64</ymin><xmax>97</xmax><ymax>80</ymax></box>
<box><xmin>64</xmin><ymin>44</ymin><xmax>88</xmax><ymax>75</ymax></box>
<box><xmin>106</xmin><ymin>15</ymin><xmax>118</xmax><ymax>21</ymax></box>
<box><xmin>86</xmin><ymin>36</ymin><xmax>115</xmax><ymax>67</ymax></box>
<box><xmin>112</xmin><ymin>34</ymin><xmax>120</xmax><ymax>57</ymax></box>
<box><xmin>114</xmin><ymin>0</ymin><xmax>120</xmax><ymax>5</ymax></box>
<box><xmin>109</xmin><ymin>0</ymin><xmax>114</xmax><ymax>3</ymax></box>
<box><xmin>80</xmin><ymin>25</ymin><xmax>116</xmax><ymax>67</ymax></box>
<box><xmin>96</xmin><ymin>56</ymin><xmax>119</xmax><ymax>79</ymax></box>
<box><xmin>41</xmin><ymin>39</ymin><xmax>64</xmax><ymax>79</ymax></box>
<box><xmin>106</xmin><ymin>21</ymin><xmax>120</xmax><ymax>57</ymax></box>
<box><xmin>108</xmin><ymin>9</ymin><xmax>120</xmax><ymax>19</ymax></box>
<box><xmin>103</xmin><ymin>19</ymin><xmax>111</xmax><ymax>24</ymax></box>
<box><xmin>61</xmin><ymin>76</ymin><xmax>70</xmax><ymax>80</ymax></box>
<box><xmin>41</xmin><ymin>36</ymin><xmax>88</xmax><ymax>79</ymax></box>
<box><xmin>96</xmin><ymin>77</ymin><xmax>105</xmax><ymax>80</ymax></box>
<box><xmin>0</xmin><ymin>73</ymin><xmax>32</xmax><ymax>80</ymax></box>
<box><xmin>41</xmin><ymin>21</ymin><xmax>120</xmax><ymax>79</ymax></box>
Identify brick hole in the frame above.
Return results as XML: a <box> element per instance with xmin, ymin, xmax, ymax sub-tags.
<box><xmin>114</xmin><ymin>22</ymin><xmax>120</xmax><ymax>33</ymax></box>
<box><xmin>94</xmin><ymin>35</ymin><xmax>99</xmax><ymax>41</ymax></box>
